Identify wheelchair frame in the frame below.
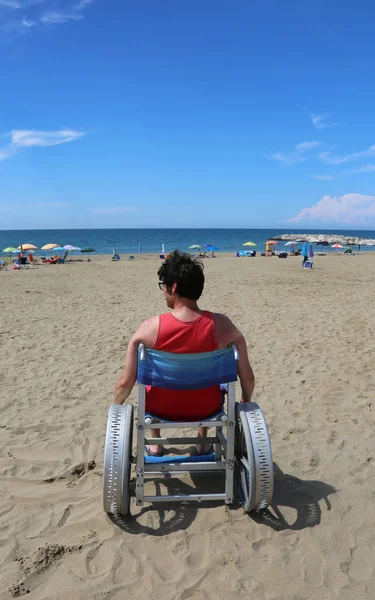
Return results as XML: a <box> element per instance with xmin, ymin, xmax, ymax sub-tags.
<box><xmin>103</xmin><ymin>343</ymin><xmax>273</xmax><ymax>515</ymax></box>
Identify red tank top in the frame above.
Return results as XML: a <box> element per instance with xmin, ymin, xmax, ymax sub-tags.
<box><xmin>145</xmin><ymin>311</ymin><xmax>222</xmax><ymax>420</ymax></box>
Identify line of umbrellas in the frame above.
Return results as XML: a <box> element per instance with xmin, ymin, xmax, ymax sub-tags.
<box><xmin>188</xmin><ymin>241</ymin><xmax>258</xmax><ymax>252</ymax></box>
<box><xmin>188</xmin><ymin>243</ymin><xmax>220</xmax><ymax>251</ymax></box>
<box><xmin>0</xmin><ymin>243</ymin><xmax>94</xmax><ymax>256</ymax></box>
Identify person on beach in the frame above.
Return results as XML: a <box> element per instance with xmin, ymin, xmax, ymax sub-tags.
<box><xmin>114</xmin><ymin>250</ymin><xmax>255</xmax><ymax>456</ymax></box>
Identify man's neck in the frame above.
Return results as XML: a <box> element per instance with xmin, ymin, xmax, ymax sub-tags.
<box><xmin>172</xmin><ymin>297</ymin><xmax>200</xmax><ymax>313</ymax></box>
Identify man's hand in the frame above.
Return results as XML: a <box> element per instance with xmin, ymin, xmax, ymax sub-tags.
<box><xmin>113</xmin><ymin>316</ymin><xmax>159</xmax><ymax>404</ymax></box>
<box><xmin>114</xmin><ymin>337</ymin><xmax>138</xmax><ymax>404</ymax></box>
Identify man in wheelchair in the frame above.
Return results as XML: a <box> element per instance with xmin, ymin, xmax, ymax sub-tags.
<box><xmin>114</xmin><ymin>250</ymin><xmax>255</xmax><ymax>457</ymax></box>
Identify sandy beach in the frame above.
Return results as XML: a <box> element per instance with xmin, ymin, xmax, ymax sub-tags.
<box><xmin>0</xmin><ymin>252</ymin><xmax>374</xmax><ymax>600</ymax></box>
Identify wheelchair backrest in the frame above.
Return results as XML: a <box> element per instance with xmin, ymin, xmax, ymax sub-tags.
<box><xmin>137</xmin><ymin>344</ymin><xmax>238</xmax><ymax>390</ymax></box>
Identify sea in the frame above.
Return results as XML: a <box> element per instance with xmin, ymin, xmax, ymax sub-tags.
<box><xmin>1</xmin><ymin>228</ymin><xmax>375</xmax><ymax>255</ymax></box>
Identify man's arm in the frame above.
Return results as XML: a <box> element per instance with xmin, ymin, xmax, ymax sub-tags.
<box><xmin>214</xmin><ymin>314</ymin><xmax>255</xmax><ymax>403</ymax></box>
<box><xmin>236</xmin><ymin>333</ymin><xmax>255</xmax><ymax>403</ymax></box>
<box><xmin>114</xmin><ymin>316</ymin><xmax>159</xmax><ymax>404</ymax></box>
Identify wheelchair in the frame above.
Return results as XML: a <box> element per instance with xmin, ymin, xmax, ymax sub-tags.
<box><xmin>103</xmin><ymin>344</ymin><xmax>273</xmax><ymax>515</ymax></box>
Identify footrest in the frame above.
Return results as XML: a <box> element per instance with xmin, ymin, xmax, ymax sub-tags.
<box><xmin>144</xmin><ymin>453</ymin><xmax>216</xmax><ymax>464</ymax></box>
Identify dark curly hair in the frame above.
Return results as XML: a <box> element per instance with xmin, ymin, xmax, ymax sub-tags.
<box><xmin>157</xmin><ymin>250</ymin><xmax>204</xmax><ymax>300</ymax></box>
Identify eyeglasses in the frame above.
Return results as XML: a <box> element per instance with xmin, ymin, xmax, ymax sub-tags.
<box><xmin>158</xmin><ymin>281</ymin><xmax>165</xmax><ymax>290</ymax></box>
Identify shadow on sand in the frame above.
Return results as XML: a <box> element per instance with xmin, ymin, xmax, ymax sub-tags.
<box><xmin>109</xmin><ymin>462</ymin><xmax>336</xmax><ymax>536</ymax></box>
<box><xmin>250</xmin><ymin>463</ymin><xmax>336</xmax><ymax>531</ymax></box>
<box><xmin>108</xmin><ymin>474</ymin><xmax>224</xmax><ymax>536</ymax></box>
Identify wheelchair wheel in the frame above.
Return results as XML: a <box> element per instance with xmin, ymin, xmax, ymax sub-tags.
<box><xmin>235</xmin><ymin>402</ymin><xmax>273</xmax><ymax>513</ymax></box>
<box><xmin>103</xmin><ymin>404</ymin><xmax>133</xmax><ymax>515</ymax></box>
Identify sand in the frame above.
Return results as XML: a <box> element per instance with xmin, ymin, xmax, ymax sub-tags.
<box><xmin>0</xmin><ymin>252</ymin><xmax>374</xmax><ymax>600</ymax></box>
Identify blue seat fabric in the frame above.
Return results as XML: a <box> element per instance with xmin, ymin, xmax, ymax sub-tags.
<box><xmin>137</xmin><ymin>347</ymin><xmax>237</xmax><ymax>391</ymax></box>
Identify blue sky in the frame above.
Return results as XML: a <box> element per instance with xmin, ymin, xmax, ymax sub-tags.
<box><xmin>1</xmin><ymin>0</ymin><xmax>375</xmax><ymax>230</ymax></box>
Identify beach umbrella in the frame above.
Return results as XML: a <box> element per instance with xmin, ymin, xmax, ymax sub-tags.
<box><xmin>2</xmin><ymin>246</ymin><xmax>17</xmax><ymax>262</ymax></box>
<box><xmin>17</xmin><ymin>244</ymin><xmax>37</xmax><ymax>251</ymax></box>
<box><xmin>81</xmin><ymin>248</ymin><xmax>95</xmax><ymax>252</ymax></box>
<box><xmin>41</xmin><ymin>243</ymin><xmax>60</xmax><ymax>251</ymax></box>
<box><xmin>332</xmin><ymin>244</ymin><xmax>344</xmax><ymax>249</ymax></box>
<box><xmin>309</xmin><ymin>244</ymin><xmax>314</xmax><ymax>258</ymax></box>
<box><xmin>302</xmin><ymin>242</ymin><xmax>308</xmax><ymax>257</ymax></box>
<box><xmin>64</xmin><ymin>245</ymin><xmax>81</xmax><ymax>251</ymax></box>
<box><xmin>207</xmin><ymin>245</ymin><xmax>219</xmax><ymax>251</ymax></box>
<box><xmin>243</xmin><ymin>241</ymin><xmax>257</xmax><ymax>247</ymax></box>
<box><xmin>284</xmin><ymin>241</ymin><xmax>298</xmax><ymax>246</ymax></box>
<box><xmin>51</xmin><ymin>246</ymin><xmax>66</xmax><ymax>252</ymax></box>
<box><xmin>188</xmin><ymin>244</ymin><xmax>202</xmax><ymax>250</ymax></box>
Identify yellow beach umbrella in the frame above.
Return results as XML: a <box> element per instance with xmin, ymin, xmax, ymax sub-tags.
<box><xmin>243</xmin><ymin>241</ymin><xmax>257</xmax><ymax>247</ymax></box>
<box><xmin>41</xmin><ymin>243</ymin><xmax>60</xmax><ymax>250</ymax></box>
<box><xmin>17</xmin><ymin>244</ymin><xmax>37</xmax><ymax>251</ymax></box>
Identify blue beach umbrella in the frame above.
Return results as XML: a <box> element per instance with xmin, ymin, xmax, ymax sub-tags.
<box><xmin>302</xmin><ymin>243</ymin><xmax>308</xmax><ymax>257</ymax></box>
<box><xmin>309</xmin><ymin>244</ymin><xmax>314</xmax><ymax>258</ymax></box>
<box><xmin>207</xmin><ymin>246</ymin><xmax>219</xmax><ymax>251</ymax></box>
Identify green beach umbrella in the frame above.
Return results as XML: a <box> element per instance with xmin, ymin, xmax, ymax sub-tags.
<box><xmin>242</xmin><ymin>241</ymin><xmax>257</xmax><ymax>247</ymax></box>
<box><xmin>3</xmin><ymin>247</ymin><xmax>17</xmax><ymax>263</ymax></box>
<box><xmin>188</xmin><ymin>244</ymin><xmax>202</xmax><ymax>250</ymax></box>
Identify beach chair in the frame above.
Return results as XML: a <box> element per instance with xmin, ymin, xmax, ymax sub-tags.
<box><xmin>128</xmin><ymin>255</ymin><xmax>135</xmax><ymax>261</ymax></box>
<box><xmin>103</xmin><ymin>344</ymin><xmax>273</xmax><ymax>516</ymax></box>
<box><xmin>28</xmin><ymin>254</ymin><xmax>38</xmax><ymax>268</ymax></box>
<box><xmin>0</xmin><ymin>260</ymin><xmax>7</xmax><ymax>271</ymax></box>
<box><xmin>14</xmin><ymin>257</ymin><xmax>29</xmax><ymax>269</ymax></box>
<box><xmin>303</xmin><ymin>260</ymin><xmax>313</xmax><ymax>269</ymax></box>
<box><xmin>57</xmin><ymin>251</ymin><xmax>69</xmax><ymax>264</ymax></box>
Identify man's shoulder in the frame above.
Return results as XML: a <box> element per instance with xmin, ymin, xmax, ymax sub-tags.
<box><xmin>143</xmin><ymin>314</ymin><xmax>160</xmax><ymax>325</ymax></box>
<box><xmin>139</xmin><ymin>315</ymin><xmax>160</xmax><ymax>331</ymax></box>
<box><xmin>212</xmin><ymin>312</ymin><xmax>234</xmax><ymax>327</ymax></box>
<box><xmin>212</xmin><ymin>312</ymin><xmax>243</xmax><ymax>344</ymax></box>
<box><xmin>132</xmin><ymin>315</ymin><xmax>159</xmax><ymax>344</ymax></box>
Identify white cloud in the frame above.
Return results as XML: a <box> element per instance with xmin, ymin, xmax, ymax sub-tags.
<box><xmin>40</xmin><ymin>10</ymin><xmax>81</xmax><ymax>23</ymax></box>
<box><xmin>0</xmin><ymin>128</ymin><xmax>85</xmax><ymax>161</ymax></box>
<box><xmin>0</xmin><ymin>1</ymin><xmax>21</xmax><ymax>7</ymax></box>
<box><xmin>349</xmin><ymin>164</ymin><xmax>375</xmax><ymax>174</ymax></box>
<box><xmin>0</xmin><ymin>147</ymin><xmax>15</xmax><ymax>160</ymax></box>
<box><xmin>315</xmin><ymin>175</ymin><xmax>336</xmax><ymax>180</ymax></box>
<box><xmin>0</xmin><ymin>0</ymin><xmax>48</xmax><ymax>8</ymax></box>
<box><xmin>311</xmin><ymin>113</ymin><xmax>337</xmax><ymax>130</ymax></box>
<box><xmin>41</xmin><ymin>0</ymin><xmax>93</xmax><ymax>25</ymax></box>
<box><xmin>320</xmin><ymin>145</ymin><xmax>375</xmax><ymax>165</ymax></box>
<box><xmin>88</xmin><ymin>207</ymin><xmax>139</xmax><ymax>214</ymax></box>
<box><xmin>268</xmin><ymin>152</ymin><xmax>307</xmax><ymax>165</ymax></box>
<box><xmin>1</xmin><ymin>0</ymin><xmax>93</xmax><ymax>33</ymax></box>
<box><xmin>289</xmin><ymin>193</ymin><xmax>375</xmax><ymax>225</ymax></box>
<box><xmin>268</xmin><ymin>140</ymin><xmax>321</xmax><ymax>165</ymax></box>
<box><xmin>34</xmin><ymin>201</ymin><xmax>68</xmax><ymax>207</ymax></box>
<box><xmin>295</xmin><ymin>141</ymin><xmax>321</xmax><ymax>151</ymax></box>
<box><xmin>11</xmin><ymin>128</ymin><xmax>84</xmax><ymax>147</ymax></box>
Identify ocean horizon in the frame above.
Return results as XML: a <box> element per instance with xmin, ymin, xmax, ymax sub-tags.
<box><xmin>1</xmin><ymin>228</ymin><xmax>375</xmax><ymax>255</ymax></box>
